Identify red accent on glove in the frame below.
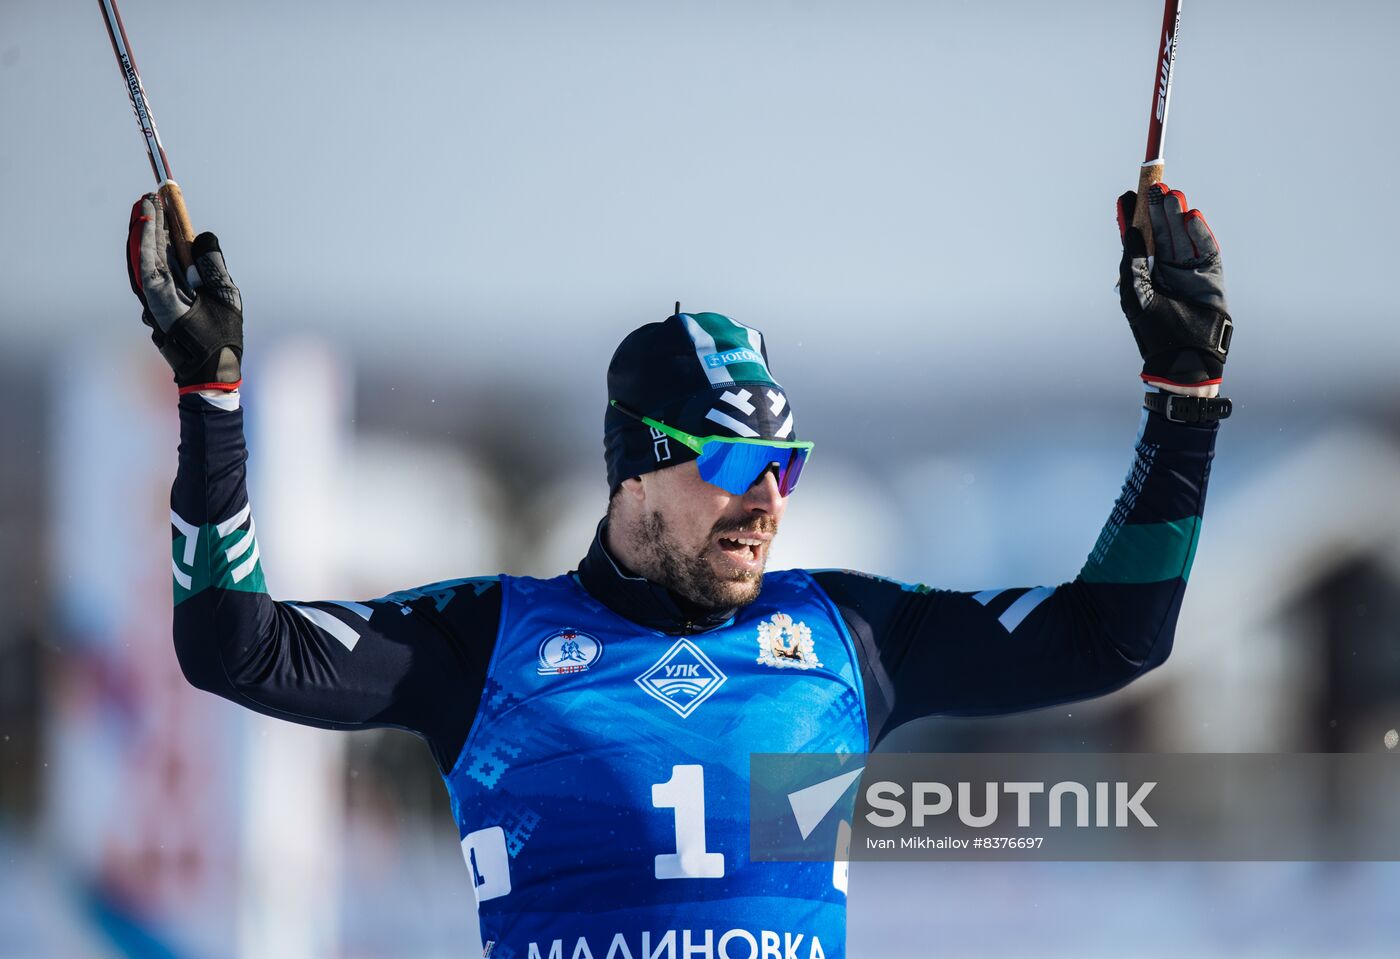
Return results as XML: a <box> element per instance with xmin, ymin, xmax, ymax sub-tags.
<box><xmin>1142</xmin><ymin>373</ymin><xmax>1223</xmax><ymax>389</ymax></box>
<box><xmin>178</xmin><ymin>379</ymin><xmax>243</xmax><ymax>396</ymax></box>
<box><xmin>127</xmin><ymin>197</ymin><xmax>151</xmax><ymax>296</ymax></box>
<box><xmin>1183</xmin><ymin>209</ymin><xmax>1219</xmax><ymax>250</ymax></box>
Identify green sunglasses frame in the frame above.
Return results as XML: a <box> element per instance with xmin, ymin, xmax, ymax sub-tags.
<box><xmin>610</xmin><ymin>400</ymin><xmax>815</xmax><ymax>458</ymax></box>
<box><xmin>610</xmin><ymin>400</ymin><xmax>814</xmax><ymax>493</ymax></box>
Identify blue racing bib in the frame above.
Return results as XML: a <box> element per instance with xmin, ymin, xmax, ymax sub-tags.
<box><xmin>442</xmin><ymin>569</ymin><xmax>868</xmax><ymax>959</ymax></box>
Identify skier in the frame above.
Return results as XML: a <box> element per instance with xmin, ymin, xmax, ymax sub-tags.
<box><xmin>126</xmin><ymin>181</ymin><xmax>1230</xmax><ymax>956</ymax></box>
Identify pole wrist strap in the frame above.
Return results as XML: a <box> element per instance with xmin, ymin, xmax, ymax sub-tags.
<box><xmin>1143</xmin><ymin>391</ymin><xmax>1233</xmax><ymax>423</ymax></box>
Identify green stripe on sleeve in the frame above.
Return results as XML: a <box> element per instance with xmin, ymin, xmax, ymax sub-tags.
<box><xmin>1079</xmin><ymin>516</ymin><xmax>1202</xmax><ymax>584</ymax></box>
<box><xmin>172</xmin><ymin>520</ymin><xmax>267</xmax><ymax>605</ymax></box>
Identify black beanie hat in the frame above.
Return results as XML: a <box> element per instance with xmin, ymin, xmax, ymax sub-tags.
<box><xmin>605</xmin><ymin>312</ymin><xmax>798</xmax><ymax>492</ymax></box>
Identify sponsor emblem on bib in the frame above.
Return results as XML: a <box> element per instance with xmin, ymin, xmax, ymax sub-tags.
<box><xmin>635</xmin><ymin>638</ymin><xmax>727</xmax><ymax>718</ymax></box>
<box><xmin>756</xmin><ymin>612</ymin><xmax>822</xmax><ymax>670</ymax></box>
<box><xmin>537</xmin><ymin>628</ymin><xmax>602</xmax><ymax>676</ymax></box>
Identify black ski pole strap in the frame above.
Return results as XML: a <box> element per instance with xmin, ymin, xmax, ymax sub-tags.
<box><xmin>1143</xmin><ymin>391</ymin><xmax>1233</xmax><ymax>423</ymax></box>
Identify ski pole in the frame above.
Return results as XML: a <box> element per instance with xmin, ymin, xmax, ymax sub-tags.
<box><xmin>98</xmin><ymin>0</ymin><xmax>196</xmax><ymax>274</ymax></box>
<box><xmin>1132</xmin><ymin>0</ymin><xmax>1183</xmax><ymax>258</ymax></box>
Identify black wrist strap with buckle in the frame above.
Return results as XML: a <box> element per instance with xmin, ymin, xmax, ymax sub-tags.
<box><xmin>1143</xmin><ymin>391</ymin><xmax>1233</xmax><ymax>423</ymax></box>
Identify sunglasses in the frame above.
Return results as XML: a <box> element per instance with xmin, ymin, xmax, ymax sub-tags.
<box><xmin>611</xmin><ymin>400</ymin><xmax>814</xmax><ymax>496</ymax></box>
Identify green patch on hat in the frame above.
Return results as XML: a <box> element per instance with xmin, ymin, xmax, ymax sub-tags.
<box><xmin>681</xmin><ymin>312</ymin><xmax>777</xmax><ymax>387</ymax></box>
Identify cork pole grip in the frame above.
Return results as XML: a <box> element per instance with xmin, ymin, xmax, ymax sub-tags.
<box><xmin>1132</xmin><ymin>162</ymin><xmax>1164</xmax><ymax>258</ymax></box>
<box><xmin>158</xmin><ymin>180</ymin><xmax>196</xmax><ymax>273</ymax></box>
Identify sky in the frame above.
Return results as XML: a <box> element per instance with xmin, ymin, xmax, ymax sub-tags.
<box><xmin>0</xmin><ymin>0</ymin><xmax>1395</xmax><ymax>407</ymax></box>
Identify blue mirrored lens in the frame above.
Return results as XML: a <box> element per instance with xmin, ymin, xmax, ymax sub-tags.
<box><xmin>696</xmin><ymin>442</ymin><xmax>809</xmax><ymax>496</ymax></box>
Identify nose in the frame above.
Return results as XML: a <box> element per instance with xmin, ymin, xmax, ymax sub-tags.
<box><xmin>742</xmin><ymin>466</ymin><xmax>785</xmax><ymax>513</ymax></box>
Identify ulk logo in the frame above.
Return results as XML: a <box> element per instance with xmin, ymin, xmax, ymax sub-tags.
<box><xmin>635</xmin><ymin>638</ymin><xmax>727</xmax><ymax>718</ymax></box>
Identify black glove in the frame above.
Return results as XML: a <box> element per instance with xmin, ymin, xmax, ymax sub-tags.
<box><xmin>1116</xmin><ymin>183</ymin><xmax>1232</xmax><ymax>396</ymax></box>
<box><xmin>126</xmin><ymin>193</ymin><xmax>243</xmax><ymax>391</ymax></box>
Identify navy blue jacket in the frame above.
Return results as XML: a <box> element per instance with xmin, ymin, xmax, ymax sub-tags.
<box><xmin>168</xmin><ymin>393</ymin><xmax>1217</xmax><ymax>768</ymax></box>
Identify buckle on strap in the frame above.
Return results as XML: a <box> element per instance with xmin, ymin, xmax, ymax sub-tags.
<box><xmin>1215</xmin><ymin>316</ymin><xmax>1233</xmax><ymax>356</ymax></box>
<box><xmin>1145</xmin><ymin>392</ymin><xmax>1234</xmax><ymax>423</ymax></box>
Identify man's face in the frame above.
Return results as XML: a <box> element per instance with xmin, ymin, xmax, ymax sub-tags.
<box><xmin>620</xmin><ymin>460</ymin><xmax>788</xmax><ymax>610</ymax></box>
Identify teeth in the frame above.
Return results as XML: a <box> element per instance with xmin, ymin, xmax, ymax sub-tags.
<box><xmin>736</xmin><ymin>537</ymin><xmax>762</xmax><ymax>546</ymax></box>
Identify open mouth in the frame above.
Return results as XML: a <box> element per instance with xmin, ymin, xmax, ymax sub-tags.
<box><xmin>716</xmin><ymin>534</ymin><xmax>767</xmax><ymax>565</ymax></box>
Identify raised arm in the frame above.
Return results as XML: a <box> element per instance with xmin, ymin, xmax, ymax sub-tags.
<box><xmin>814</xmin><ymin>183</ymin><xmax>1232</xmax><ymax>745</ymax></box>
<box><xmin>129</xmin><ymin>194</ymin><xmax>499</xmax><ymax>772</ymax></box>
<box><xmin>814</xmin><ymin>408</ymin><xmax>1214</xmax><ymax>743</ymax></box>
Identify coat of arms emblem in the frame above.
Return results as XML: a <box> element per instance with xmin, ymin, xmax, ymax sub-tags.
<box><xmin>756</xmin><ymin>612</ymin><xmax>822</xmax><ymax>670</ymax></box>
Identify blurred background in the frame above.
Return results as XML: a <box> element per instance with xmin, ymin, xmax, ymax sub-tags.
<box><xmin>3</xmin><ymin>0</ymin><xmax>1399</xmax><ymax>956</ymax></box>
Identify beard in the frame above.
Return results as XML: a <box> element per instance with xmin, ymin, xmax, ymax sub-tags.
<box><xmin>628</xmin><ymin>510</ymin><xmax>775</xmax><ymax>610</ymax></box>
